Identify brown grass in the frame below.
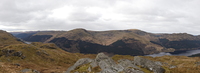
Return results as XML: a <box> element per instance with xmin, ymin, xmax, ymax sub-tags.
<box><xmin>0</xmin><ymin>43</ymin><xmax>96</xmax><ymax>73</ymax></box>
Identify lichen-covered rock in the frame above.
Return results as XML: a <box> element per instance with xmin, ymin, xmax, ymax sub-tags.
<box><xmin>134</xmin><ymin>56</ymin><xmax>165</xmax><ymax>73</ymax></box>
<box><xmin>66</xmin><ymin>58</ymin><xmax>93</xmax><ymax>73</ymax></box>
<box><xmin>155</xmin><ymin>61</ymin><xmax>163</xmax><ymax>66</ymax></box>
<box><xmin>118</xmin><ymin>59</ymin><xmax>140</xmax><ymax>69</ymax></box>
<box><xmin>95</xmin><ymin>53</ymin><xmax>124</xmax><ymax>73</ymax></box>
<box><xmin>123</xmin><ymin>67</ymin><xmax>144</xmax><ymax>73</ymax></box>
<box><xmin>118</xmin><ymin>59</ymin><xmax>144</xmax><ymax>73</ymax></box>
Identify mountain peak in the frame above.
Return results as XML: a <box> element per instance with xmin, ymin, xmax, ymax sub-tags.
<box><xmin>127</xmin><ymin>29</ymin><xmax>140</xmax><ymax>31</ymax></box>
<box><xmin>69</xmin><ymin>28</ymin><xmax>87</xmax><ymax>31</ymax></box>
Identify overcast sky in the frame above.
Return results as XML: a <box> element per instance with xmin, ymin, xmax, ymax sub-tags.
<box><xmin>0</xmin><ymin>0</ymin><xmax>200</xmax><ymax>35</ymax></box>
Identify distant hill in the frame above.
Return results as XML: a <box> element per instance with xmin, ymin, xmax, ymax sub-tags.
<box><xmin>12</xmin><ymin>28</ymin><xmax>200</xmax><ymax>55</ymax></box>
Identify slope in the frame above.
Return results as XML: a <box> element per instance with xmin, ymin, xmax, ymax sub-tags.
<box><xmin>0</xmin><ymin>30</ymin><xmax>23</xmax><ymax>48</ymax></box>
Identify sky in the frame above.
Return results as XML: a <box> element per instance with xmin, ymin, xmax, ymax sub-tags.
<box><xmin>0</xmin><ymin>0</ymin><xmax>200</xmax><ymax>35</ymax></box>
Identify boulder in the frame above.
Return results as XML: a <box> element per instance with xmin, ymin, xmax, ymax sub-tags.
<box><xmin>66</xmin><ymin>58</ymin><xmax>93</xmax><ymax>73</ymax></box>
<box><xmin>123</xmin><ymin>67</ymin><xmax>144</xmax><ymax>73</ymax></box>
<box><xmin>12</xmin><ymin>51</ymin><xmax>23</xmax><ymax>57</ymax></box>
<box><xmin>95</xmin><ymin>53</ymin><xmax>123</xmax><ymax>73</ymax></box>
<box><xmin>118</xmin><ymin>59</ymin><xmax>144</xmax><ymax>73</ymax></box>
<box><xmin>134</xmin><ymin>56</ymin><xmax>165</xmax><ymax>73</ymax></box>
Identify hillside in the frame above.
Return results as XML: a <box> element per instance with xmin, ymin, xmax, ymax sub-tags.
<box><xmin>13</xmin><ymin>28</ymin><xmax>200</xmax><ymax>55</ymax></box>
<box><xmin>0</xmin><ymin>42</ymin><xmax>97</xmax><ymax>73</ymax></box>
<box><xmin>0</xmin><ymin>30</ymin><xmax>23</xmax><ymax>48</ymax></box>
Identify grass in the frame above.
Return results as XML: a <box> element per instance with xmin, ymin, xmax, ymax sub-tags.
<box><xmin>0</xmin><ymin>42</ymin><xmax>96</xmax><ymax>73</ymax></box>
<box><xmin>142</xmin><ymin>56</ymin><xmax>200</xmax><ymax>73</ymax></box>
<box><xmin>112</xmin><ymin>54</ymin><xmax>134</xmax><ymax>63</ymax></box>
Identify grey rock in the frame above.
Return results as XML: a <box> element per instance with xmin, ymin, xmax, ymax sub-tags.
<box><xmin>95</xmin><ymin>53</ymin><xmax>123</xmax><ymax>73</ymax></box>
<box><xmin>100</xmin><ymin>69</ymin><xmax>118</xmax><ymax>73</ymax></box>
<box><xmin>66</xmin><ymin>53</ymin><xmax>169</xmax><ymax>73</ymax></box>
<box><xmin>89</xmin><ymin>60</ymin><xmax>98</xmax><ymax>67</ymax></box>
<box><xmin>33</xmin><ymin>69</ymin><xmax>40</xmax><ymax>73</ymax></box>
<box><xmin>134</xmin><ymin>56</ymin><xmax>165</xmax><ymax>73</ymax></box>
<box><xmin>21</xmin><ymin>55</ymin><xmax>26</xmax><ymax>59</ymax></box>
<box><xmin>169</xmin><ymin>65</ymin><xmax>177</xmax><ymax>69</ymax></box>
<box><xmin>66</xmin><ymin>58</ymin><xmax>93</xmax><ymax>73</ymax></box>
<box><xmin>124</xmin><ymin>67</ymin><xmax>144</xmax><ymax>73</ymax></box>
<box><xmin>155</xmin><ymin>61</ymin><xmax>163</xmax><ymax>66</ymax></box>
<box><xmin>118</xmin><ymin>59</ymin><xmax>144</xmax><ymax>73</ymax></box>
<box><xmin>118</xmin><ymin>59</ymin><xmax>141</xmax><ymax>70</ymax></box>
<box><xmin>12</xmin><ymin>51</ymin><xmax>23</xmax><ymax>57</ymax></box>
<box><xmin>21</xmin><ymin>69</ymin><xmax>32</xmax><ymax>73</ymax></box>
<box><xmin>88</xmin><ymin>67</ymin><xmax>91</xmax><ymax>72</ymax></box>
<box><xmin>21</xmin><ymin>69</ymin><xmax>40</xmax><ymax>73</ymax></box>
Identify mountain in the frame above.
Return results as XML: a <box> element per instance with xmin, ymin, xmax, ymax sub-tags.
<box><xmin>13</xmin><ymin>28</ymin><xmax>200</xmax><ymax>55</ymax></box>
<box><xmin>1</xmin><ymin>30</ymin><xmax>200</xmax><ymax>73</ymax></box>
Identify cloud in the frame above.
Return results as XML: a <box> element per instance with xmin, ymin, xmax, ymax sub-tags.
<box><xmin>67</xmin><ymin>7</ymin><xmax>101</xmax><ymax>22</ymax></box>
<box><xmin>0</xmin><ymin>0</ymin><xmax>200</xmax><ymax>35</ymax></box>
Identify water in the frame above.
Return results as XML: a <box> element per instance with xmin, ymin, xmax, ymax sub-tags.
<box><xmin>146</xmin><ymin>49</ymin><xmax>200</xmax><ymax>57</ymax></box>
<box><xmin>24</xmin><ymin>41</ymin><xmax>31</xmax><ymax>44</ymax></box>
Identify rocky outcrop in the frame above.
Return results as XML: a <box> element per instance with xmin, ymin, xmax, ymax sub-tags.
<box><xmin>93</xmin><ymin>53</ymin><xmax>124</xmax><ymax>73</ymax></box>
<box><xmin>66</xmin><ymin>58</ymin><xmax>93</xmax><ymax>73</ymax></box>
<box><xmin>0</xmin><ymin>49</ymin><xmax>26</xmax><ymax>59</ymax></box>
<box><xmin>66</xmin><ymin>53</ymin><xmax>165</xmax><ymax>73</ymax></box>
<box><xmin>134</xmin><ymin>56</ymin><xmax>165</xmax><ymax>73</ymax></box>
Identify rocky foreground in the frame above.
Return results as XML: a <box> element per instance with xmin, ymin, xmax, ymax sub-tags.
<box><xmin>66</xmin><ymin>53</ymin><xmax>166</xmax><ymax>73</ymax></box>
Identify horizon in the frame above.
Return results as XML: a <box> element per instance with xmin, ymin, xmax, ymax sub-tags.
<box><xmin>1</xmin><ymin>0</ymin><xmax>200</xmax><ymax>35</ymax></box>
<box><xmin>8</xmin><ymin>28</ymin><xmax>199</xmax><ymax>35</ymax></box>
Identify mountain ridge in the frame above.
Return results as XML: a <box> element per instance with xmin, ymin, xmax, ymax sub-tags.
<box><xmin>12</xmin><ymin>28</ymin><xmax>200</xmax><ymax>55</ymax></box>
